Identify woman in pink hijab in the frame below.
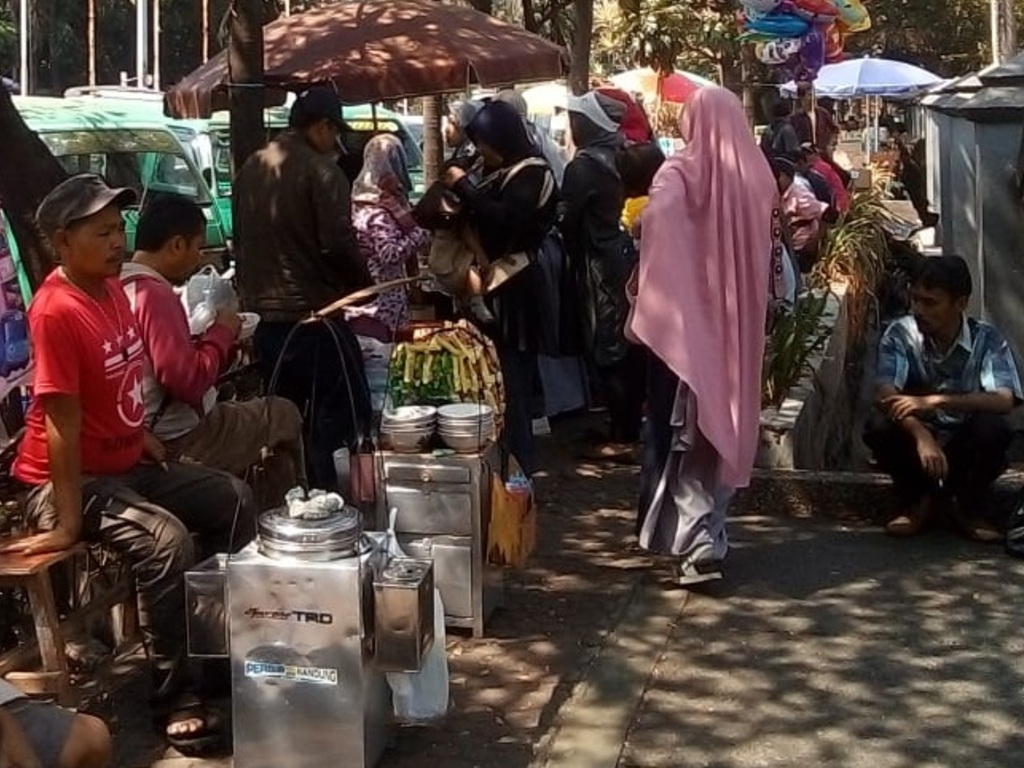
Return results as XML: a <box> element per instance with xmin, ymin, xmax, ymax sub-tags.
<box><xmin>629</xmin><ymin>86</ymin><xmax>778</xmax><ymax>585</ymax></box>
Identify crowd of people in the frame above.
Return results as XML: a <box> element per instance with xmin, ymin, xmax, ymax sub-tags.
<box><xmin>0</xmin><ymin>77</ymin><xmax>1020</xmax><ymax>767</ymax></box>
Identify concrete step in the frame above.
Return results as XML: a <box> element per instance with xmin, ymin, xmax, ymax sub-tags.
<box><xmin>735</xmin><ymin>468</ymin><xmax>1024</xmax><ymax>525</ymax></box>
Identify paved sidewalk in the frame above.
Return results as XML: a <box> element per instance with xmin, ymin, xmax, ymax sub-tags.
<box><xmin>612</xmin><ymin>514</ymin><xmax>1024</xmax><ymax>768</ymax></box>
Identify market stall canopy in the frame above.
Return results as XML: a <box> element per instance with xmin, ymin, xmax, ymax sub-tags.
<box><xmin>780</xmin><ymin>58</ymin><xmax>942</xmax><ymax>98</ymax></box>
<box><xmin>165</xmin><ymin>0</ymin><xmax>568</xmax><ymax>118</ymax></box>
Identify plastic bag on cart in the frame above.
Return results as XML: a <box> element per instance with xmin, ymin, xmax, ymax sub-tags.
<box><xmin>386</xmin><ymin>590</ymin><xmax>450</xmax><ymax>724</ymax></box>
<box><xmin>383</xmin><ymin>509</ymin><xmax>451</xmax><ymax>723</ymax></box>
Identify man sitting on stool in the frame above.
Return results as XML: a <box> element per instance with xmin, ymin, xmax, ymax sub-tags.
<box><xmin>865</xmin><ymin>255</ymin><xmax>1021</xmax><ymax>540</ymax></box>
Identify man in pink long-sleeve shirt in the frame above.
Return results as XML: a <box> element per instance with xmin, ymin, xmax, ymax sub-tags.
<box><xmin>121</xmin><ymin>195</ymin><xmax>305</xmax><ymax>502</ymax></box>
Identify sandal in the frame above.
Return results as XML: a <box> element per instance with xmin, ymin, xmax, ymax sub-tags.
<box><xmin>581</xmin><ymin>443</ymin><xmax>638</xmax><ymax>465</ymax></box>
<box><xmin>161</xmin><ymin>693</ymin><xmax>229</xmax><ymax>758</ymax></box>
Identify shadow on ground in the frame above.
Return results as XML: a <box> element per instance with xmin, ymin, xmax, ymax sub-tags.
<box><xmin>110</xmin><ymin>413</ymin><xmax>653</xmax><ymax>767</ymax></box>
<box><xmin>619</xmin><ymin>514</ymin><xmax>1024</xmax><ymax>768</ymax></box>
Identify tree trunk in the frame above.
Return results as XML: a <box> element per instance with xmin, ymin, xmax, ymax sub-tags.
<box><xmin>226</xmin><ymin>0</ymin><xmax>266</xmax><ymax>175</ymax></box>
<box><xmin>0</xmin><ymin>87</ymin><xmax>68</xmax><ymax>289</ymax></box>
<box><xmin>740</xmin><ymin>47</ymin><xmax>756</xmax><ymax>128</ymax></box>
<box><xmin>569</xmin><ymin>0</ymin><xmax>594</xmax><ymax>95</ymax></box>
<box><xmin>422</xmin><ymin>96</ymin><xmax>443</xmax><ymax>187</ymax></box>
<box><xmin>467</xmin><ymin>0</ymin><xmax>494</xmax><ymax>14</ymax></box>
<box><xmin>990</xmin><ymin>0</ymin><xmax>1018</xmax><ymax>65</ymax></box>
<box><xmin>521</xmin><ymin>0</ymin><xmax>538</xmax><ymax>33</ymax></box>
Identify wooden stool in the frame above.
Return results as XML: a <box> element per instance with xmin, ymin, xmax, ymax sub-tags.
<box><xmin>0</xmin><ymin>544</ymin><xmax>139</xmax><ymax>706</ymax></box>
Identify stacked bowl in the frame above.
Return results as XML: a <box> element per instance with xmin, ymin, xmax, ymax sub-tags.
<box><xmin>437</xmin><ymin>404</ymin><xmax>496</xmax><ymax>453</ymax></box>
<box><xmin>381</xmin><ymin>405</ymin><xmax>437</xmax><ymax>453</ymax></box>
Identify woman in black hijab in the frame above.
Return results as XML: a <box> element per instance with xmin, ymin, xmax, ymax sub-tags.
<box><xmin>561</xmin><ymin>91</ymin><xmax>645</xmax><ymax>462</ymax></box>
<box><xmin>443</xmin><ymin>100</ymin><xmax>558</xmax><ymax>474</ymax></box>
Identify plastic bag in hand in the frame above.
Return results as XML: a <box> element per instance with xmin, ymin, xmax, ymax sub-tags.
<box><xmin>185</xmin><ymin>265</ymin><xmax>238</xmax><ymax>316</ymax></box>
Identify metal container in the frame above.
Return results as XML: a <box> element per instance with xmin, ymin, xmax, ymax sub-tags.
<box><xmin>373</xmin><ymin>557</ymin><xmax>434</xmax><ymax>672</ymax></box>
<box><xmin>228</xmin><ymin>526</ymin><xmax>390</xmax><ymax>768</ymax></box>
<box><xmin>257</xmin><ymin>505</ymin><xmax>361</xmax><ymax>561</ymax></box>
<box><xmin>184</xmin><ymin>554</ymin><xmax>228</xmax><ymax>658</ymax></box>
<box><xmin>376</xmin><ymin>447</ymin><xmax>504</xmax><ymax>637</ymax></box>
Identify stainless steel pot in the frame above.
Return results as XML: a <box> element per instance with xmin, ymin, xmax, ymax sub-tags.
<box><xmin>257</xmin><ymin>506</ymin><xmax>362</xmax><ymax>561</ymax></box>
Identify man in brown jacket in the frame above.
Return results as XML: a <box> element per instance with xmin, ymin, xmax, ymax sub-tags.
<box><xmin>235</xmin><ymin>86</ymin><xmax>373</xmax><ymax>489</ymax></box>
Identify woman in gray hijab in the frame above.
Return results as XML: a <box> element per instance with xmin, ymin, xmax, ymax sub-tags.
<box><xmin>561</xmin><ymin>91</ymin><xmax>645</xmax><ymax>461</ymax></box>
<box><xmin>445</xmin><ymin>99</ymin><xmax>486</xmax><ymax>163</ymax></box>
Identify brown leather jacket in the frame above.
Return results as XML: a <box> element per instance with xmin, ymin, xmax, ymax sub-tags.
<box><xmin>234</xmin><ymin>130</ymin><xmax>372</xmax><ymax>322</ymax></box>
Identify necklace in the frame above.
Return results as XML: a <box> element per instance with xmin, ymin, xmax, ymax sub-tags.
<box><xmin>60</xmin><ymin>268</ymin><xmax>130</xmax><ymax>362</ymax></box>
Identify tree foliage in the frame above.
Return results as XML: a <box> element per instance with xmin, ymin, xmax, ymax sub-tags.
<box><xmin>609</xmin><ymin>0</ymin><xmax>735</xmax><ymax>78</ymax></box>
<box><xmin>599</xmin><ymin>0</ymin><xmax>1023</xmax><ymax>85</ymax></box>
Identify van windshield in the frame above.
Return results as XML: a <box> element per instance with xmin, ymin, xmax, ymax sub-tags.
<box><xmin>38</xmin><ymin>129</ymin><xmax>212</xmax><ymax>205</ymax></box>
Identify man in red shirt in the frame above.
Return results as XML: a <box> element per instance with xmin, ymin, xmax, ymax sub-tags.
<box><xmin>0</xmin><ymin>175</ymin><xmax>256</xmax><ymax>754</ymax></box>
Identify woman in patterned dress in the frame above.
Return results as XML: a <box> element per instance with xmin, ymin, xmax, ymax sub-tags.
<box><xmin>351</xmin><ymin>134</ymin><xmax>431</xmax><ymax>336</ymax></box>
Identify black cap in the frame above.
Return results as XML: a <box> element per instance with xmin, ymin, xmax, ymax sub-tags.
<box><xmin>36</xmin><ymin>174</ymin><xmax>137</xmax><ymax>235</ymax></box>
<box><xmin>290</xmin><ymin>85</ymin><xmax>343</xmax><ymax>127</ymax></box>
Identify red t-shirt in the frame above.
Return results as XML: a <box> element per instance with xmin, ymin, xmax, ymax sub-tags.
<box><xmin>14</xmin><ymin>271</ymin><xmax>146</xmax><ymax>485</ymax></box>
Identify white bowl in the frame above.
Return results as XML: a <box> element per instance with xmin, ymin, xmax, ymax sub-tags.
<box><xmin>382</xmin><ymin>421</ymin><xmax>434</xmax><ymax>434</ymax></box>
<box><xmin>438</xmin><ymin>423</ymin><xmax>494</xmax><ymax>437</ymax></box>
<box><xmin>381</xmin><ymin>429</ymin><xmax>433</xmax><ymax>453</ymax></box>
<box><xmin>438</xmin><ymin>432</ymin><xmax>493</xmax><ymax>453</ymax></box>
<box><xmin>438</xmin><ymin>403</ymin><xmax>494</xmax><ymax>421</ymax></box>
<box><xmin>384</xmin><ymin>405</ymin><xmax>437</xmax><ymax>423</ymax></box>
<box><xmin>239</xmin><ymin>312</ymin><xmax>261</xmax><ymax>340</ymax></box>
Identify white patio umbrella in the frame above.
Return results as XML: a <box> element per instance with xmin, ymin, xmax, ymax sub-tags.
<box><xmin>520</xmin><ymin>81</ymin><xmax>570</xmax><ymax>116</ymax></box>
<box><xmin>780</xmin><ymin>58</ymin><xmax>942</xmax><ymax>98</ymax></box>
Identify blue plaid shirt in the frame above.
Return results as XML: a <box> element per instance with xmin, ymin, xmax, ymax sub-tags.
<box><xmin>877</xmin><ymin>315</ymin><xmax>1023</xmax><ymax>427</ymax></box>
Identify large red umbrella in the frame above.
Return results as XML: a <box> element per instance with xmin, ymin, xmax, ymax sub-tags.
<box><xmin>165</xmin><ymin>0</ymin><xmax>567</xmax><ymax>118</ymax></box>
<box><xmin>658</xmin><ymin>73</ymin><xmax>701</xmax><ymax>104</ymax></box>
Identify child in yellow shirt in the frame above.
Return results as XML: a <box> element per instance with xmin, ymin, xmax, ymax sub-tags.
<box><xmin>617</xmin><ymin>143</ymin><xmax>666</xmax><ymax>238</ymax></box>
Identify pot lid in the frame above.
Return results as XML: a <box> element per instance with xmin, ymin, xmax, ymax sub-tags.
<box><xmin>381</xmin><ymin>557</ymin><xmax>431</xmax><ymax>583</ymax></box>
<box><xmin>258</xmin><ymin>506</ymin><xmax>361</xmax><ymax>549</ymax></box>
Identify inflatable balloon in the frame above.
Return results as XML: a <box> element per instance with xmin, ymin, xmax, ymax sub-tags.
<box><xmin>823</xmin><ymin>22</ymin><xmax>846</xmax><ymax>62</ymax></box>
<box><xmin>799</xmin><ymin>26</ymin><xmax>825</xmax><ymax>74</ymax></box>
<box><xmin>741</xmin><ymin>0</ymin><xmax>782</xmax><ymax>14</ymax></box>
<box><xmin>834</xmin><ymin>0</ymin><xmax>871</xmax><ymax>32</ymax></box>
<box><xmin>745</xmin><ymin>11</ymin><xmax>811</xmax><ymax>38</ymax></box>
<box><xmin>786</xmin><ymin>0</ymin><xmax>839</xmax><ymax>24</ymax></box>
<box><xmin>755</xmin><ymin>37</ymin><xmax>803</xmax><ymax>65</ymax></box>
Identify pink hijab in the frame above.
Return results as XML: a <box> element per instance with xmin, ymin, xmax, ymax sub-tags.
<box><xmin>629</xmin><ymin>86</ymin><xmax>777</xmax><ymax>489</ymax></box>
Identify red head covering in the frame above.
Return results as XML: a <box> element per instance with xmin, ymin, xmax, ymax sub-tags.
<box><xmin>595</xmin><ymin>87</ymin><xmax>653</xmax><ymax>145</ymax></box>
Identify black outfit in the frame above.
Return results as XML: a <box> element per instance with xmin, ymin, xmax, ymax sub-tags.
<box><xmin>254</xmin><ymin>319</ymin><xmax>370</xmax><ymax>490</ymax></box>
<box><xmin>234</xmin><ymin>130</ymin><xmax>373</xmax><ymax>489</ymax></box>
<box><xmin>760</xmin><ymin>118</ymin><xmax>800</xmax><ymax>157</ymax></box>
<box><xmin>560</xmin><ymin>142</ymin><xmax>643</xmax><ymax>443</ymax></box>
<box><xmin>451</xmin><ymin>153</ymin><xmax>557</xmax><ymax>475</ymax></box>
<box><xmin>864</xmin><ymin>411</ymin><xmax>1013</xmax><ymax>513</ymax></box>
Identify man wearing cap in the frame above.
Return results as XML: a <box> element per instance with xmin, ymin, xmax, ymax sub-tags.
<box><xmin>0</xmin><ymin>175</ymin><xmax>257</xmax><ymax>753</ymax></box>
<box><xmin>234</xmin><ymin>86</ymin><xmax>373</xmax><ymax>489</ymax></box>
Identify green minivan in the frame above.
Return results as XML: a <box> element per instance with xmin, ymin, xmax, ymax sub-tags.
<box><xmin>11</xmin><ymin>96</ymin><xmax>231</xmax><ymax>273</ymax></box>
<box><xmin>164</xmin><ymin>102</ymin><xmax>427</xmax><ymax>234</ymax></box>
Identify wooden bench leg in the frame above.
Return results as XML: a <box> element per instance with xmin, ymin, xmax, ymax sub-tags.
<box><xmin>24</xmin><ymin>570</ymin><xmax>72</xmax><ymax>706</ymax></box>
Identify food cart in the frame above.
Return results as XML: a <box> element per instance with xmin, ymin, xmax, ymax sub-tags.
<box><xmin>374</xmin><ymin>321</ymin><xmax>520</xmax><ymax>637</ymax></box>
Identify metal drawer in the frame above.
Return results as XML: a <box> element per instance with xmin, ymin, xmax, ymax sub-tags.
<box><xmin>397</xmin><ymin>534</ymin><xmax>473</xmax><ymax>619</ymax></box>
<box><xmin>386</xmin><ymin>485</ymin><xmax>474</xmax><ymax>536</ymax></box>
<box><xmin>384</xmin><ymin>462</ymin><xmax>471</xmax><ymax>485</ymax></box>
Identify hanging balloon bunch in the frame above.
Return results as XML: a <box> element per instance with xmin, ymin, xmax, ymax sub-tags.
<box><xmin>737</xmin><ymin>0</ymin><xmax>871</xmax><ymax>83</ymax></box>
